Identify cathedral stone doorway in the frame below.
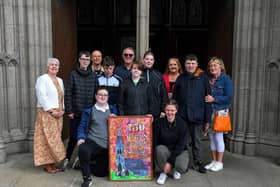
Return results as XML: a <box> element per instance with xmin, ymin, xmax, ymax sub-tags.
<box><xmin>52</xmin><ymin>0</ymin><xmax>234</xmax><ymax>77</ymax></box>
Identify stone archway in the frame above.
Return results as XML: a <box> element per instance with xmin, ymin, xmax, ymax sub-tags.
<box><xmin>1</xmin><ymin>0</ymin><xmax>280</xmax><ymax>164</ymax></box>
<box><xmin>50</xmin><ymin>0</ymin><xmax>280</xmax><ymax>158</ymax></box>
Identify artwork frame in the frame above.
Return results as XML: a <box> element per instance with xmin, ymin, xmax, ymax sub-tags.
<box><xmin>108</xmin><ymin>115</ymin><xmax>153</xmax><ymax>181</ymax></box>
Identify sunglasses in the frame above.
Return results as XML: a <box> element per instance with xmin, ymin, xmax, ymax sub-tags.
<box><xmin>123</xmin><ymin>53</ymin><xmax>134</xmax><ymax>57</ymax></box>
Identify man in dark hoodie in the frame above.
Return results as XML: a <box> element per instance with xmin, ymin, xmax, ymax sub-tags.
<box><xmin>173</xmin><ymin>54</ymin><xmax>212</xmax><ymax>173</ymax></box>
<box><xmin>64</xmin><ymin>50</ymin><xmax>97</xmax><ymax>168</ymax></box>
<box><xmin>142</xmin><ymin>51</ymin><xmax>168</xmax><ymax>119</ymax></box>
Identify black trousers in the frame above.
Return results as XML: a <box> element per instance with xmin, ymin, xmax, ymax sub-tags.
<box><xmin>79</xmin><ymin>138</ymin><xmax>108</xmax><ymax>177</ymax></box>
<box><xmin>66</xmin><ymin>117</ymin><xmax>81</xmax><ymax>159</ymax></box>
<box><xmin>187</xmin><ymin>122</ymin><xmax>203</xmax><ymax>164</ymax></box>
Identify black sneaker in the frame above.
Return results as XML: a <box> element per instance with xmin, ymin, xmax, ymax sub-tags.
<box><xmin>81</xmin><ymin>176</ymin><xmax>92</xmax><ymax>187</ymax></box>
<box><xmin>193</xmin><ymin>162</ymin><xmax>207</xmax><ymax>173</ymax></box>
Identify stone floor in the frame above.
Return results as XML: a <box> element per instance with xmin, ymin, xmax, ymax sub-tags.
<box><xmin>0</xmin><ymin>143</ymin><xmax>280</xmax><ymax>187</ymax></box>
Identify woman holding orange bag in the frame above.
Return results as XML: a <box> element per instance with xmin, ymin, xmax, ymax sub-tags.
<box><xmin>204</xmin><ymin>57</ymin><xmax>233</xmax><ymax>172</ymax></box>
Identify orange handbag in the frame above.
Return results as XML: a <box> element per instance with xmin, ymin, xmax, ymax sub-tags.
<box><xmin>213</xmin><ymin>111</ymin><xmax>232</xmax><ymax>132</ymax></box>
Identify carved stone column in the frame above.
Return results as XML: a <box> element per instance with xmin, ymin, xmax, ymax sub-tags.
<box><xmin>0</xmin><ymin>136</ymin><xmax>6</xmax><ymax>163</ymax></box>
<box><xmin>136</xmin><ymin>0</ymin><xmax>150</xmax><ymax>59</ymax></box>
<box><xmin>0</xmin><ymin>0</ymin><xmax>53</xmax><ymax>158</ymax></box>
<box><xmin>0</xmin><ymin>59</ymin><xmax>6</xmax><ymax>163</ymax></box>
<box><xmin>25</xmin><ymin>0</ymin><xmax>53</xmax><ymax>152</ymax></box>
<box><xmin>228</xmin><ymin>0</ymin><xmax>280</xmax><ymax>157</ymax></box>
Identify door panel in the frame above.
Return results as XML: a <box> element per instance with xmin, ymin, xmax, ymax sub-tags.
<box><xmin>207</xmin><ymin>0</ymin><xmax>234</xmax><ymax>75</ymax></box>
<box><xmin>52</xmin><ymin>0</ymin><xmax>77</xmax><ymax>81</ymax></box>
<box><xmin>52</xmin><ymin>0</ymin><xmax>77</xmax><ymax>139</ymax></box>
<box><xmin>53</xmin><ymin>0</ymin><xmax>233</xmax><ymax>75</ymax></box>
<box><xmin>77</xmin><ymin>0</ymin><xmax>136</xmax><ymax>65</ymax></box>
<box><xmin>149</xmin><ymin>0</ymin><xmax>233</xmax><ymax>73</ymax></box>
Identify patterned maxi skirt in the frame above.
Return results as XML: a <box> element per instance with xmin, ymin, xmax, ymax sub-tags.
<box><xmin>33</xmin><ymin>108</ymin><xmax>66</xmax><ymax>166</ymax></box>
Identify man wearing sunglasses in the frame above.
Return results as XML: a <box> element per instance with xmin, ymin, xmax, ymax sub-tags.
<box><xmin>114</xmin><ymin>47</ymin><xmax>135</xmax><ymax>82</ymax></box>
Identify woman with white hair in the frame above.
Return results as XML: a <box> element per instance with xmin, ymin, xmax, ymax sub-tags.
<box><xmin>33</xmin><ymin>58</ymin><xmax>66</xmax><ymax>173</ymax></box>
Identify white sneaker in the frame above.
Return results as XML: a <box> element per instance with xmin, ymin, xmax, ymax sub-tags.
<box><xmin>173</xmin><ymin>171</ymin><xmax>181</xmax><ymax>180</ymax></box>
<box><xmin>62</xmin><ymin>158</ymin><xmax>69</xmax><ymax>171</ymax></box>
<box><xmin>210</xmin><ymin>162</ymin><xmax>223</xmax><ymax>172</ymax></box>
<box><xmin>157</xmin><ymin>173</ymin><xmax>168</xmax><ymax>185</ymax></box>
<box><xmin>204</xmin><ymin>161</ymin><xmax>216</xmax><ymax>170</ymax></box>
<box><xmin>72</xmin><ymin>157</ymin><xmax>80</xmax><ymax>169</ymax></box>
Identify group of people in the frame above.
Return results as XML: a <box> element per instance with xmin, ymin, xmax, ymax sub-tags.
<box><xmin>33</xmin><ymin>47</ymin><xmax>233</xmax><ymax>187</ymax></box>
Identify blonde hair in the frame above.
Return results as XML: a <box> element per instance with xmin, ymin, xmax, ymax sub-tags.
<box><xmin>207</xmin><ymin>57</ymin><xmax>226</xmax><ymax>74</ymax></box>
<box><xmin>164</xmin><ymin>58</ymin><xmax>183</xmax><ymax>74</ymax></box>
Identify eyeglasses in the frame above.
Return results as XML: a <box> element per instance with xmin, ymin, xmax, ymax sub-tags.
<box><xmin>123</xmin><ymin>53</ymin><xmax>134</xmax><ymax>57</ymax></box>
<box><xmin>97</xmin><ymin>94</ymin><xmax>109</xmax><ymax>97</ymax></box>
<box><xmin>79</xmin><ymin>58</ymin><xmax>90</xmax><ymax>61</ymax></box>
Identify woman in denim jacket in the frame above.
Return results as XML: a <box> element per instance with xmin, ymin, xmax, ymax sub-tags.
<box><xmin>204</xmin><ymin>57</ymin><xmax>233</xmax><ymax>172</ymax></box>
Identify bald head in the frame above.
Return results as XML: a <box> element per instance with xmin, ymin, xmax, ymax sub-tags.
<box><xmin>91</xmin><ymin>50</ymin><xmax>103</xmax><ymax>65</ymax></box>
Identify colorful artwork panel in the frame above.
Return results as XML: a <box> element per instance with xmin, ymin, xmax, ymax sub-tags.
<box><xmin>108</xmin><ymin>116</ymin><xmax>153</xmax><ymax>181</ymax></box>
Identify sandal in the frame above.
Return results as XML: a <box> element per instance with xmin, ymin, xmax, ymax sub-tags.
<box><xmin>50</xmin><ymin>164</ymin><xmax>61</xmax><ymax>172</ymax></box>
<box><xmin>44</xmin><ymin>164</ymin><xmax>58</xmax><ymax>173</ymax></box>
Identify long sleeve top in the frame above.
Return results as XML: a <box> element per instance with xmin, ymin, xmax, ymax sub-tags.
<box><xmin>64</xmin><ymin>64</ymin><xmax>97</xmax><ymax>117</ymax></box>
<box><xmin>154</xmin><ymin>116</ymin><xmax>188</xmax><ymax>166</ymax></box>
<box><xmin>173</xmin><ymin>69</ymin><xmax>212</xmax><ymax>124</ymax></box>
<box><xmin>118</xmin><ymin>78</ymin><xmax>153</xmax><ymax>115</ymax></box>
<box><xmin>142</xmin><ymin>68</ymin><xmax>168</xmax><ymax>117</ymax></box>
<box><xmin>35</xmin><ymin>74</ymin><xmax>64</xmax><ymax>111</ymax></box>
<box><xmin>210</xmin><ymin>73</ymin><xmax>233</xmax><ymax>111</ymax></box>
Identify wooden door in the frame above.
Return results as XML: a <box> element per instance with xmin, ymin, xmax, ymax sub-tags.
<box><xmin>52</xmin><ymin>0</ymin><xmax>77</xmax><ymax>81</ymax></box>
<box><xmin>149</xmin><ymin>0</ymin><xmax>234</xmax><ymax>73</ymax></box>
<box><xmin>52</xmin><ymin>0</ymin><xmax>77</xmax><ymax>139</ymax></box>
<box><xmin>76</xmin><ymin>0</ymin><xmax>137</xmax><ymax>65</ymax></box>
<box><xmin>207</xmin><ymin>0</ymin><xmax>234</xmax><ymax>75</ymax></box>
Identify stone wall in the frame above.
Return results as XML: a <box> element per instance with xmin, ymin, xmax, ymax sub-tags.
<box><xmin>0</xmin><ymin>0</ymin><xmax>53</xmax><ymax>163</ymax></box>
<box><xmin>228</xmin><ymin>0</ymin><xmax>280</xmax><ymax>157</ymax></box>
<box><xmin>0</xmin><ymin>0</ymin><xmax>280</xmax><ymax>163</ymax></box>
